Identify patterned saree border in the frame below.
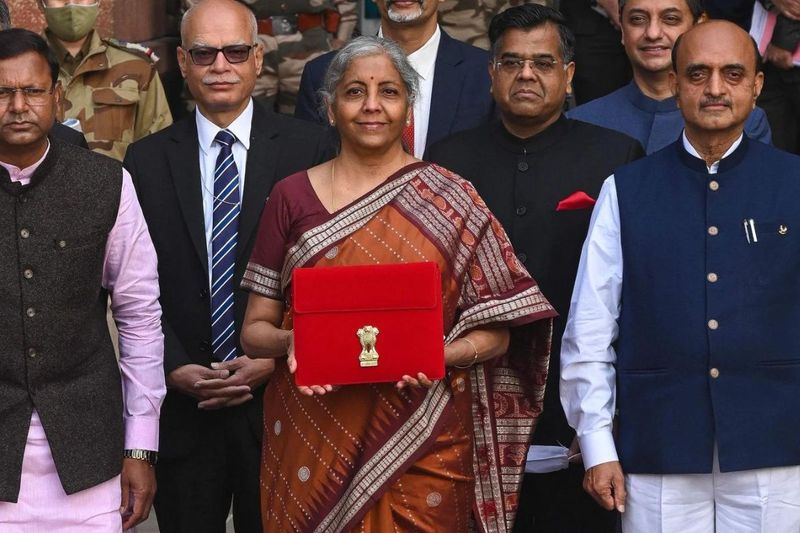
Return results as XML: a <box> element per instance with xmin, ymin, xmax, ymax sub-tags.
<box><xmin>444</xmin><ymin>286</ymin><xmax>553</xmax><ymax>533</ymax></box>
<box><xmin>241</xmin><ymin>262</ymin><xmax>282</xmax><ymax>299</ymax></box>
<box><xmin>445</xmin><ymin>285</ymin><xmax>552</xmax><ymax>344</ymax></box>
<box><xmin>314</xmin><ymin>381</ymin><xmax>452</xmax><ymax>532</ymax></box>
<box><xmin>471</xmin><ymin>365</ymin><xmax>506</xmax><ymax>533</ymax></box>
<box><xmin>279</xmin><ymin>167</ymin><xmax>424</xmax><ymax>291</ymax></box>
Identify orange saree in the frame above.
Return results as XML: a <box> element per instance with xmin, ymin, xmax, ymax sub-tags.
<box><xmin>242</xmin><ymin>162</ymin><xmax>555</xmax><ymax>532</ymax></box>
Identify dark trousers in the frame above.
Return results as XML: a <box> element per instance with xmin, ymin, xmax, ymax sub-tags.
<box><xmin>154</xmin><ymin>406</ymin><xmax>263</xmax><ymax>533</ymax></box>
<box><xmin>758</xmin><ymin>64</ymin><xmax>800</xmax><ymax>155</ymax></box>
<box><xmin>513</xmin><ymin>464</ymin><xmax>619</xmax><ymax>533</ymax></box>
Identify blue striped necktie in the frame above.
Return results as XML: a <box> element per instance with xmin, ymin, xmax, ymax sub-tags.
<box><xmin>211</xmin><ymin>129</ymin><xmax>240</xmax><ymax>361</ymax></box>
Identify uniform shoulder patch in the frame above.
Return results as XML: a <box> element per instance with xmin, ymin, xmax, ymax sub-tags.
<box><xmin>103</xmin><ymin>38</ymin><xmax>160</xmax><ymax>64</ymax></box>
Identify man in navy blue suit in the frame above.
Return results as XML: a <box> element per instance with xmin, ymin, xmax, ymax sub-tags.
<box><xmin>294</xmin><ymin>0</ymin><xmax>492</xmax><ymax>158</ymax></box>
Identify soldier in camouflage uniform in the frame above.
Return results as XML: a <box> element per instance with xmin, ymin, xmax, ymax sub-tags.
<box><xmin>438</xmin><ymin>0</ymin><xmax>552</xmax><ymax>49</ymax></box>
<box><xmin>184</xmin><ymin>0</ymin><xmax>356</xmax><ymax>114</ymax></box>
<box><xmin>40</xmin><ymin>0</ymin><xmax>173</xmax><ymax>161</ymax></box>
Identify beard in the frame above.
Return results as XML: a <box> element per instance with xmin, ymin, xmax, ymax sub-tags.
<box><xmin>386</xmin><ymin>0</ymin><xmax>425</xmax><ymax>23</ymax></box>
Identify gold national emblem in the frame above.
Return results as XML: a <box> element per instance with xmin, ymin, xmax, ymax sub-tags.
<box><xmin>357</xmin><ymin>325</ymin><xmax>380</xmax><ymax>367</ymax></box>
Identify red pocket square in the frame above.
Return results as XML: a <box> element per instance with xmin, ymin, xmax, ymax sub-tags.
<box><xmin>556</xmin><ymin>191</ymin><xmax>596</xmax><ymax>211</ymax></box>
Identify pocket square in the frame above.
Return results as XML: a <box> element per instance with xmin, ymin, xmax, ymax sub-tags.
<box><xmin>556</xmin><ymin>191</ymin><xmax>596</xmax><ymax>211</ymax></box>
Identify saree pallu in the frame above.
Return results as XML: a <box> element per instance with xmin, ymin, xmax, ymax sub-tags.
<box><xmin>242</xmin><ymin>163</ymin><xmax>556</xmax><ymax>532</ymax></box>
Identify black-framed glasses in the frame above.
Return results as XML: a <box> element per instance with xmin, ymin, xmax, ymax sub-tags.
<box><xmin>0</xmin><ymin>86</ymin><xmax>55</xmax><ymax>106</ymax></box>
<box><xmin>185</xmin><ymin>44</ymin><xmax>256</xmax><ymax>66</ymax></box>
<box><xmin>494</xmin><ymin>57</ymin><xmax>560</xmax><ymax>75</ymax></box>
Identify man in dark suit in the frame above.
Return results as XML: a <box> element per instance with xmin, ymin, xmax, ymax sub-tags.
<box><xmin>427</xmin><ymin>5</ymin><xmax>643</xmax><ymax>532</ymax></box>
<box><xmin>294</xmin><ymin>0</ymin><xmax>492</xmax><ymax>158</ymax></box>
<box><xmin>123</xmin><ymin>1</ymin><xmax>331</xmax><ymax>531</ymax></box>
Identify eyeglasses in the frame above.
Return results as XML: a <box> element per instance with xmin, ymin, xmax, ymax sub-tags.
<box><xmin>494</xmin><ymin>57</ymin><xmax>560</xmax><ymax>75</ymax></box>
<box><xmin>185</xmin><ymin>45</ymin><xmax>256</xmax><ymax>66</ymax></box>
<box><xmin>0</xmin><ymin>86</ymin><xmax>54</xmax><ymax>106</ymax></box>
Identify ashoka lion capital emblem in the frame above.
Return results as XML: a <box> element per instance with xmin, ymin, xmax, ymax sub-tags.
<box><xmin>357</xmin><ymin>325</ymin><xmax>380</xmax><ymax>367</ymax></box>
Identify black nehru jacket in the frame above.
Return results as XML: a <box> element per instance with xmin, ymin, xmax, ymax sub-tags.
<box><xmin>428</xmin><ymin>116</ymin><xmax>644</xmax><ymax>447</ymax></box>
<box><xmin>0</xmin><ymin>139</ymin><xmax>123</xmax><ymax>501</ymax></box>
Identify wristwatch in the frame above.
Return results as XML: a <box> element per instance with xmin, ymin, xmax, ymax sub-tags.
<box><xmin>123</xmin><ymin>448</ymin><xmax>158</xmax><ymax>466</ymax></box>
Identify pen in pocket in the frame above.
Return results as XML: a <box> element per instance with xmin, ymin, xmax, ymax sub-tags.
<box><xmin>743</xmin><ymin>218</ymin><xmax>758</xmax><ymax>243</ymax></box>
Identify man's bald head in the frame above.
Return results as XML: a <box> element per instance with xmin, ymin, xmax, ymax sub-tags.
<box><xmin>181</xmin><ymin>0</ymin><xmax>258</xmax><ymax>46</ymax></box>
<box><xmin>672</xmin><ymin>20</ymin><xmax>762</xmax><ymax>74</ymax></box>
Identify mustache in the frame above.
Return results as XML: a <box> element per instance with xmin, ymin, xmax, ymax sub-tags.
<box><xmin>1</xmin><ymin>114</ymin><xmax>35</xmax><ymax>125</ymax></box>
<box><xmin>202</xmin><ymin>75</ymin><xmax>241</xmax><ymax>85</ymax></box>
<box><xmin>700</xmin><ymin>97</ymin><xmax>731</xmax><ymax>108</ymax></box>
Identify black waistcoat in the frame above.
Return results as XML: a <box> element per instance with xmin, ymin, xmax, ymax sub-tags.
<box><xmin>0</xmin><ymin>139</ymin><xmax>123</xmax><ymax>502</ymax></box>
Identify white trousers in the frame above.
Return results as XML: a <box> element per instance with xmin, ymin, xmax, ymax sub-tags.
<box><xmin>622</xmin><ymin>451</ymin><xmax>800</xmax><ymax>533</ymax></box>
<box><xmin>0</xmin><ymin>412</ymin><xmax>123</xmax><ymax>533</ymax></box>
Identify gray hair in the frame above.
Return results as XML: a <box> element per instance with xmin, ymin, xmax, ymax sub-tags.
<box><xmin>319</xmin><ymin>36</ymin><xmax>420</xmax><ymax>113</ymax></box>
<box><xmin>181</xmin><ymin>0</ymin><xmax>258</xmax><ymax>46</ymax></box>
<box><xmin>0</xmin><ymin>0</ymin><xmax>10</xmax><ymax>31</ymax></box>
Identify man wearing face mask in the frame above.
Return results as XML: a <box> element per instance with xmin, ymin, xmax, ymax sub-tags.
<box><xmin>40</xmin><ymin>0</ymin><xmax>172</xmax><ymax>161</ymax></box>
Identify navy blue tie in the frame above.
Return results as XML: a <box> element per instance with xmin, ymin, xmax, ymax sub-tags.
<box><xmin>211</xmin><ymin>129</ymin><xmax>240</xmax><ymax>361</ymax></box>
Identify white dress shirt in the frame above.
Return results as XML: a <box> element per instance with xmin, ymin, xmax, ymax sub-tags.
<box><xmin>196</xmin><ymin>99</ymin><xmax>253</xmax><ymax>282</ymax></box>
<box><xmin>379</xmin><ymin>26</ymin><xmax>440</xmax><ymax>158</ymax></box>
<box><xmin>560</xmin><ymin>132</ymin><xmax>744</xmax><ymax>469</ymax></box>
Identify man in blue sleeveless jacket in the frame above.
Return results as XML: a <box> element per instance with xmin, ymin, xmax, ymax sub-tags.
<box><xmin>561</xmin><ymin>20</ymin><xmax>800</xmax><ymax>532</ymax></box>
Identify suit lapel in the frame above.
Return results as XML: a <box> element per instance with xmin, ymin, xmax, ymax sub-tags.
<box><xmin>168</xmin><ymin>115</ymin><xmax>208</xmax><ymax>276</ymax></box>
<box><xmin>427</xmin><ymin>31</ymin><xmax>464</xmax><ymax>145</ymax></box>
<box><xmin>238</xmin><ymin>103</ymin><xmax>280</xmax><ymax>263</ymax></box>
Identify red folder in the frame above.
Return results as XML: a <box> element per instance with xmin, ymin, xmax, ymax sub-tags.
<box><xmin>292</xmin><ymin>262</ymin><xmax>445</xmax><ymax>386</ymax></box>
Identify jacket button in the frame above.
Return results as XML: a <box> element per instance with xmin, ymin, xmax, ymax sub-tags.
<box><xmin>58</xmin><ymin>240</ymin><xmax>67</xmax><ymax>248</ymax></box>
<box><xmin>27</xmin><ymin>347</ymin><xmax>37</xmax><ymax>358</ymax></box>
<box><xmin>707</xmin><ymin>319</ymin><xmax>719</xmax><ymax>330</ymax></box>
<box><xmin>199</xmin><ymin>341</ymin><xmax>211</xmax><ymax>352</ymax></box>
<box><xmin>707</xmin><ymin>272</ymin><xmax>718</xmax><ymax>283</ymax></box>
<box><xmin>517</xmin><ymin>161</ymin><xmax>529</xmax><ymax>172</ymax></box>
<box><xmin>26</xmin><ymin>307</ymin><xmax>35</xmax><ymax>318</ymax></box>
<box><xmin>515</xmin><ymin>206</ymin><xmax>527</xmax><ymax>216</ymax></box>
<box><xmin>20</xmin><ymin>228</ymin><xmax>30</xmax><ymax>239</ymax></box>
<box><xmin>200</xmin><ymin>288</ymin><xmax>208</xmax><ymax>299</ymax></box>
<box><xmin>709</xmin><ymin>368</ymin><xmax>720</xmax><ymax>378</ymax></box>
<box><xmin>707</xmin><ymin>226</ymin><xmax>719</xmax><ymax>236</ymax></box>
<box><xmin>23</xmin><ymin>268</ymin><xmax>34</xmax><ymax>279</ymax></box>
<box><xmin>709</xmin><ymin>180</ymin><xmax>719</xmax><ymax>191</ymax></box>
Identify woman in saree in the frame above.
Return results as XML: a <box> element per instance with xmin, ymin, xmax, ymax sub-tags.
<box><xmin>240</xmin><ymin>36</ymin><xmax>556</xmax><ymax>533</ymax></box>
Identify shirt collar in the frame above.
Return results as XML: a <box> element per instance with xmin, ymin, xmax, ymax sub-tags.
<box><xmin>0</xmin><ymin>140</ymin><xmax>51</xmax><ymax>185</ymax></box>
<box><xmin>625</xmin><ymin>80</ymin><xmax>679</xmax><ymax>114</ymax></box>
<box><xmin>378</xmin><ymin>25</ymin><xmax>441</xmax><ymax>80</ymax></box>
<box><xmin>46</xmin><ymin>30</ymin><xmax>98</xmax><ymax>73</ymax></box>
<box><xmin>196</xmin><ymin>99</ymin><xmax>254</xmax><ymax>155</ymax></box>
<box><xmin>682</xmin><ymin>130</ymin><xmax>743</xmax><ymax>173</ymax></box>
<box><xmin>493</xmin><ymin>114</ymin><xmax>569</xmax><ymax>154</ymax></box>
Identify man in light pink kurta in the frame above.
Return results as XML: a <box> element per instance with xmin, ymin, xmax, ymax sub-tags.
<box><xmin>0</xmin><ymin>28</ymin><xmax>165</xmax><ymax>532</ymax></box>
